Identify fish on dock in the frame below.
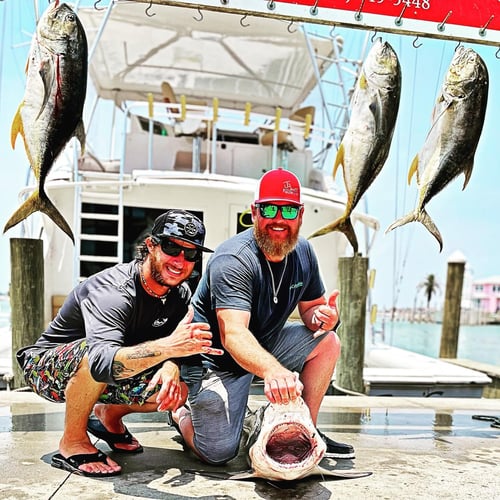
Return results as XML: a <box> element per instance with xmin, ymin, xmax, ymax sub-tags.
<box><xmin>4</xmin><ymin>2</ymin><xmax>88</xmax><ymax>242</ymax></box>
<box><xmin>386</xmin><ymin>46</ymin><xmax>489</xmax><ymax>251</ymax></box>
<box><xmin>190</xmin><ymin>397</ymin><xmax>371</xmax><ymax>482</ymax></box>
<box><xmin>308</xmin><ymin>38</ymin><xmax>401</xmax><ymax>253</ymax></box>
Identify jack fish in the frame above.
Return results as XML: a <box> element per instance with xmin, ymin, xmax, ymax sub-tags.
<box><xmin>308</xmin><ymin>38</ymin><xmax>401</xmax><ymax>252</ymax></box>
<box><xmin>386</xmin><ymin>46</ymin><xmax>488</xmax><ymax>251</ymax></box>
<box><xmin>190</xmin><ymin>397</ymin><xmax>371</xmax><ymax>482</ymax></box>
<box><xmin>5</xmin><ymin>2</ymin><xmax>88</xmax><ymax>242</ymax></box>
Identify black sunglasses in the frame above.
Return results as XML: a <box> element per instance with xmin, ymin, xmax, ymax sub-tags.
<box><xmin>256</xmin><ymin>203</ymin><xmax>301</xmax><ymax>220</ymax></box>
<box><xmin>157</xmin><ymin>238</ymin><xmax>200</xmax><ymax>262</ymax></box>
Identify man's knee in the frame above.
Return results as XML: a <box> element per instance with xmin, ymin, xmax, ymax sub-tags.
<box><xmin>195</xmin><ymin>436</ymin><xmax>240</xmax><ymax>465</ymax></box>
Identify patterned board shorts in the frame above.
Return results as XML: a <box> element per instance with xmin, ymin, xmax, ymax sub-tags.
<box><xmin>22</xmin><ymin>339</ymin><xmax>161</xmax><ymax>405</ymax></box>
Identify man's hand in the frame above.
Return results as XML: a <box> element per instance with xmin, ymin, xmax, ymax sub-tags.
<box><xmin>263</xmin><ymin>369</ymin><xmax>303</xmax><ymax>405</ymax></box>
<box><xmin>146</xmin><ymin>361</ymin><xmax>186</xmax><ymax>412</ymax></box>
<box><xmin>313</xmin><ymin>290</ymin><xmax>340</xmax><ymax>338</ymax></box>
<box><xmin>166</xmin><ymin>306</ymin><xmax>224</xmax><ymax>357</ymax></box>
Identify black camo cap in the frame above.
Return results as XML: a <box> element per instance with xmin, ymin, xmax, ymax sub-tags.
<box><xmin>151</xmin><ymin>209</ymin><xmax>213</xmax><ymax>252</ymax></box>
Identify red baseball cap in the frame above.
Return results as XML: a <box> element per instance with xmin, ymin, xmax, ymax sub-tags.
<box><xmin>254</xmin><ymin>168</ymin><xmax>302</xmax><ymax>205</ymax></box>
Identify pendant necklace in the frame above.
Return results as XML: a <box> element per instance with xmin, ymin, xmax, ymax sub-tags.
<box><xmin>265</xmin><ymin>255</ymin><xmax>288</xmax><ymax>304</ymax></box>
<box><xmin>140</xmin><ymin>265</ymin><xmax>169</xmax><ymax>303</ymax></box>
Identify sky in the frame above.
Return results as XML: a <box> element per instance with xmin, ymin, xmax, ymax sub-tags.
<box><xmin>1</xmin><ymin>1</ymin><xmax>500</xmax><ymax>312</ymax></box>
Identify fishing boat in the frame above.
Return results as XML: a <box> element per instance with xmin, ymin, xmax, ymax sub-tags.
<box><xmin>6</xmin><ymin>1</ymin><xmax>492</xmax><ymax>397</ymax></box>
<box><xmin>13</xmin><ymin>1</ymin><xmax>378</xmax><ymax>325</ymax></box>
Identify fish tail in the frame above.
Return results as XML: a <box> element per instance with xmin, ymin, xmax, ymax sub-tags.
<box><xmin>308</xmin><ymin>216</ymin><xmax>359</xmax><ymax>253</ymax></box>
<box><xmin>417</xmin><ymin>210</ymin><xmax>443</xmax><ymax>252</ymax></box>
<box><xmin>385</xmin><ymin>210</ymin><xmax>443</xmax><ymax>252</ymax></box>
<box><xmin>3</xmin><ymin>190</ymin><xmax>74</xmax><ymax>243</ymax></box>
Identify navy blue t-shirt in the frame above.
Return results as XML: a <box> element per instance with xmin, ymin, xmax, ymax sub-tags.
<box><xmin>191</xmin><ymin>228</ymin><xmax>325</xmax><ymax>373</ymax></box>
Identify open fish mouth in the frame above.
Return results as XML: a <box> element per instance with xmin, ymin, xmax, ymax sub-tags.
<box><xmin>265</xmin><ymin>422</ymin><xmax>317</xmax><ymax>467</ymax></box>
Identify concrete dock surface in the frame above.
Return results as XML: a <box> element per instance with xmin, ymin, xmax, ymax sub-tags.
<box><xmin>1</xmin><ymin>392</ymin><xmax>499</xmax><ymax>500</ymax></box>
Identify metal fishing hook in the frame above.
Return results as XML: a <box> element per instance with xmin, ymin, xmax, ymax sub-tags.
<box><xmin>495</xmin><ymin>47</ymin><xmax>500</xmax><ymax>59</ymax></box>
<box><xmin>370</xmin><ymin>30</ymin><xmax>377</xmax><ymax>43</ymax></box>
<box><xmin>193</xmin><ymin>7</ymin><xmax>203</xmax><ymax>22</ymax></box>
<box><xmin>240</xmin><ymin>14</ymin><xmax>250</xmax><ymax>28</ymax></box>
<box><xmin>412</xmin><ymin>36</ymin><xmax>422</xmax><ymax>48</ymax></box>
<box><xmin>437</xmin><ymin>10</ymin><xmax>452</xmax><ymax>32</ymax></box>
<box><xmin>355</xmin><ymin>0</ymin><xmax>366</xmax><ymax>21</ymax></box>
<box><xmin>479</xmin><ymin>15</ymin><xmax>494</xmax><ymax>37</ymax></box>
<box><xmin>455</xmin><ymin>40</ymin><xmax>462</xmax><ymax>51</ymax></box>
<box><xmin>93</xmin><ymin>0</ymin><xmax>103</xmax><ymax>10</ymax></box>
<box><xmin>310</xmin><ymin>0</ymin><xmax>319</xmax><ymax>16</ymax></box>
<box><xmin>145</xmin><ymin>0</ymin><xmax>156</xmax><ymax>17</ymax></box>
<box><xmin>329</xmin><ymin>25</ymin><xmax>336</xmax><ymax>37</ymax></box>
<box><xmin>287</xmin><ymin>20</ymin><xmax>297</xmax><ymax>34</ymax></box>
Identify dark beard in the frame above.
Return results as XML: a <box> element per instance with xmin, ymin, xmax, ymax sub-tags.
<box><xmin>149</xmin><ymin>252</ymin><xmax>169</xmax><ymax>287</ymax></box>
<box><xmin>254</xmin><ymin>224</ymin><xmax>299</xmax><ymax>259</ymax></box>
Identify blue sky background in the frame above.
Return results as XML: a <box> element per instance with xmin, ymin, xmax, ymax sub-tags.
<box><xmin>1</xmin><ymin>1</ymin><xmax>499</xmax><ymax>312</ymax></box>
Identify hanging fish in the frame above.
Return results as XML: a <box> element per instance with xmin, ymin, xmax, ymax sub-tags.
<box><xmin>386</xmin><ymin>46</ymin><xmax>489</xmax><ymax>251</ymax></box>
<box><xmin>308</xmin><ymin>38</ymin><xmax>401</xmax><ymax>253</ymax></box>
<box><xmin>5</xmin><ymin>2</ymin><xmax>88</xmax><ymax>242</ymax></box>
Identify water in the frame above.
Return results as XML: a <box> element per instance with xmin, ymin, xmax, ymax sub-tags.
<box><xmin>379</xmin><ymin>321</ymin><xmax>500</xmax><ymax>367</ymax></box>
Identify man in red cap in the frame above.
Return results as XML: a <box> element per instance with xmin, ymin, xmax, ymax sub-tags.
<box><xmin>173</xmin><ymin>168</ymin><xmax>355</xmax><ymax>464</ymax></box>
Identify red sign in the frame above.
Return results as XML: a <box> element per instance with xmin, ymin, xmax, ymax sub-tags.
<box><xmin>288</xmin><ymin>0</ymin><xmax>499</xmax><ymax>32</ymax></box>
<box><xmin>163</xmin><ymin>0</ymin><xmax>500</xmax><ymax>45</ymax></box>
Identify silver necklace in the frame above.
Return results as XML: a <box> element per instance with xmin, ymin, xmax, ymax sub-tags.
<box><xmin>265</xmin><ymin>255</ymin><xmax>288</xmax><ymax>304</ymax></box>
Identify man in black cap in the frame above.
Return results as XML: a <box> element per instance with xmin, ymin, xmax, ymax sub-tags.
<box><xmin>16</xmin><ymin>209</ymin><xmax>222</xmax><ymax>478</ymax></box>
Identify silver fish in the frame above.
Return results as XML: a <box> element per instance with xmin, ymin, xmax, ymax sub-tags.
<box><xmin>308</xmin><ymin>38</ymin><xmax>401</xmax><ymax>253</ymax></box>
<box><xmin>386</xmin><ymin>46</ymin><xmax>488</xmax><ymax>251</ymax></box>
<box><xmin>5</xmin><ymin>2</ymin><xmax>87</xmax><ymax>242</ymax></box>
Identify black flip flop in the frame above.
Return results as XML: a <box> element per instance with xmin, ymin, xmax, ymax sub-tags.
<box><xmin>51</xmin><ymin>451</ymin><xmax>121</xmax><ymax>477</ymax></box>
<box><xmin>87</xmin><ymin>417</ymin><xmax>144</xmax><ymax>453</ymax></box>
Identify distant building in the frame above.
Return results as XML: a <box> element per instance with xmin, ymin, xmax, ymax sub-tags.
<box><xmin>471</xmin><ymin>276</ymin><xmax>500</xmax><ymax>314</ymax></box>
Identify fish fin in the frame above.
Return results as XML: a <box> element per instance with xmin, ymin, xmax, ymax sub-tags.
<box><xmin>183</xmin><ymin>469</ymin><xmax>238</xmax><ymax>480</ymax></box>
<box><xmin>10</xmin><ymin>104</ymin><xmax>25</xmax><ymax>149</ymax></box>
<box><xmin>332</xmin><ymin>143</ymin><xmax>344</xmax><ymax>179</ymax></box>
<box><xmin>3</xmin><ymin>190</ymin><xmax>43</xmax><ymax>234</ymax></box>
<box><xmin>315</xmin><ymin>466</ymin><xmax>373</xmax><ymax>480</ymax></box>
<box><xmin>386</xmin><ymin>210</ymin><xmax>442</xmax><ymax>252</ymax></box>
<box><xmin>74</xmin><ymin>119</ymin><xmax>86</xmax><ymax>155</ymax></box>
<box><xmin>462</xmin><ymin>159</ymin><xmax>474</xmax><ymax>190</ymax></box>
<box><xmin>227</xmin><ymin>470</ymin><xmax>258</xmax><ymax>480</ymax></box>
<box><xmin>407</xmin><ymin>155</ymin><xmax>419</xmax><ymax>185</ymax></box>
<box><xmin>36</xmin><ymin>56</ymin><xmax>55</xmax><ymax>119</ymax></box>
<box><xmin>417</xmin><ymin>209</ymin><xmax>443</xmax><ymax>252</ymax></box>
<box><xmin>385</xmin><ymin>212</ymin><xmax>418</xmax><ymax>233</ymax></box>
<box><xmin>358</xmin><ymin>72</ymin><xmax>367</xmax><ymax>90</ymax></box>
<box><xmin>3</xmin><ymin>190</ymin><xmax>74</xmax><ymax>243</ymax></box>
<box><xmin>308</xmin><ymin>216</ymin><xmax>358</xmax><ymax>253</ymax></box>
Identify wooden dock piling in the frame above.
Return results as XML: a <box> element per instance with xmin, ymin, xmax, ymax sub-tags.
<box><xmin>336</xmin><ymin>255</ymin><xmax>368</xmax><ymax>394</ymax></box>
<box><xmin>10</xmin><ymin>238</ymin><xmax>44</xmax><ymax>389</ymax></box>
<box><xmin>440</xmin><ymin>251</ymin><xmax>466</xmax><ymax>359</ymax></box>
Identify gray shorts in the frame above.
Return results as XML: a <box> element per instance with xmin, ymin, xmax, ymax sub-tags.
<box><xmin>186</xmin><ymin>321</ymin><xmax>327</xmax><ymax>464</ymax></box>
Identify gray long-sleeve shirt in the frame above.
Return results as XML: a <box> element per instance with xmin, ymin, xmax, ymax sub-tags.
<box><xmin>17</xmin><ymin>260</ymin><xmax>191</xmax><ymax>384</ymax></box>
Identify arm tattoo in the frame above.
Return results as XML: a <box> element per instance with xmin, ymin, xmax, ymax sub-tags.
<box><xmin>126</xmin><ymin>345</ymin><xmax>161</xmax><ymax>360</ymax></box>
<box><xmin>112</xmin><ymin>360</ymin><xmax>135</xmax><ymax>380</ymax></box>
